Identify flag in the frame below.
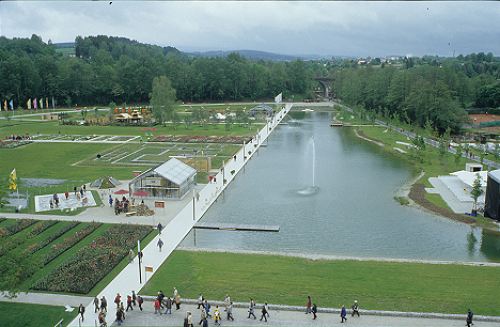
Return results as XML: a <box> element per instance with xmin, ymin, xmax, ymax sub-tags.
<box><xmin>3</xmin><ymin>100</ymin><xmax>7</xmax><ymax>111</ymax></box>
<box><xmin>39</xmin><ymin>98</ymin><xmax>43</xmax><ymax>109</ymax></box>
<box><xmin>9</xmin><ymin>169</ymin><xmax>17</xmax><ymax>191</ymax></box>
<box><xmin>45</xmin><ymin>97</ymin><xmax>48</xmax><ymax>109</ymax></box>
<box><xmin>27</xmin><ymin>98</ymin><xmax>32</xmax><ymax>110</ymax></box>
<box><xmin>9</xmin><ymin>99</ymin><xmax>14</xmax><ymax>110</ymax></box>
<box><xmin>274</xmin><ymin>92</ymin><xmax>282</xmax><ymax>104</ymax></box>
<box><xmin>33</xmin><ymin>97</ymin><xmax>38</xmax><ymax>110</ymax></box>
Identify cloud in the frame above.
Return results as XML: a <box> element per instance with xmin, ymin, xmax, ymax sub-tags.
<box><xmin>0</xmin><ymin>1</ymin><xmax>499</xmax><ymax>57</ymax></box>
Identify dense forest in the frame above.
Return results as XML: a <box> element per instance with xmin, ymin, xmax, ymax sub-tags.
<box><xmin>0</xmin><ymin>35</ymin><xmax>319</xmax><ymax>107</ymax></box>
<box><xmin>331</xmin><ymin>55</ymin><xmax>500</xmax><ymax>133</ymax></box>
<box><xmin>1</xmin><ymin>34</ymin><xmax>499</xmax><ymax>133</ymax></box>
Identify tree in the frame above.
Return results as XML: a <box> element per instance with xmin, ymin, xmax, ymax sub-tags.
<box><xmin>470</xmin><ymin>173</ymin><xmax>484</xmax><ymax>213</ymax></box>
<box><xmin>149</xmin><ymin>75</ymin><xmax>176</xmax><ymax>124</ymax></box>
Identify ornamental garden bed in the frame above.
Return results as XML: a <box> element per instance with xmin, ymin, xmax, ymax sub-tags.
<box><xmin>32</xmin><ymin>224</ymin><xmax>152</xmax><ymax>294</ymax></box>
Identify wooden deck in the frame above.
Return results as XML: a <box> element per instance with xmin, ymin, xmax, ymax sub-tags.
<box><xmin>193</xmin><ymin>222</ymin><xmax>280</xmax><ymax>232</ymax></box>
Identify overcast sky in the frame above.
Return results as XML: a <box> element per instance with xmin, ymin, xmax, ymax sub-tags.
<box><xmin>1</xmin><ymin>1</ymin><xmax>499</xmax><ymax>57</ymax></box>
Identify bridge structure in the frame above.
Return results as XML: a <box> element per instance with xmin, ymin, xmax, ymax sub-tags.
<box><xmin>314</xmin><ymin>76</ymin><xmax>334</xmax><ymax>99</ymax></box>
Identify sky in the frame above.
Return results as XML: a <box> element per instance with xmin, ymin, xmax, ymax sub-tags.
<box><xmin>1</xmin><ymin>1</ymin><xmax>499</xmax><ymax>57</ymax></box>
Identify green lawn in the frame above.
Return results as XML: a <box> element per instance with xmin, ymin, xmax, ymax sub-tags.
<box><xmin>142</xmin><ymin>250</ymin><xmax>500</xmax><ymax>316</ymax></box>
<box><xmin>0</xmin><ymin>302</ymin><xmax>77</xmax><ymax>327</ymax></box>
<box><xmin>0</xmin><ymin>119</ymin><xmax>260</xmax><ymax>138</ymax></box>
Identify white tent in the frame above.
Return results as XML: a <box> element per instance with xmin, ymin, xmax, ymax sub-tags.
<box><xmin>450</xmin><ymin>170</ymin><xmax>488</xmax><ymax>188</ymax></box>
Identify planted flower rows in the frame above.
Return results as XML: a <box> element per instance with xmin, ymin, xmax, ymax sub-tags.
<box><xmin>151</xmin><ymin>135</ymin><xmax>252</xmax><ymax>144</ymax></box>
<box><xmin>0</xmin><ymin>218</ymin><xmax>153</xmax><ymax>295</ymax></box>
<box><xmin>33</xmin><ymin>224</ymin><xmax>151</xmax><ymax>294</ymax></box>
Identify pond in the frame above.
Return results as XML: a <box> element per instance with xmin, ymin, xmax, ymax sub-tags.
<box><xmin>181</xmin><ymin>111</ymin><xmax>500</xmax><ymax>262</ymax></box>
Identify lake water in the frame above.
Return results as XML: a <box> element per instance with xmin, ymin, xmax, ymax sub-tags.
<box><xmin>181</xmin><ymin>111</ymin><xmax>500</xmax><ymax>262</ymax></box>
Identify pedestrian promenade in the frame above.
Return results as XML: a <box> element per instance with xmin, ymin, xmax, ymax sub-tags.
<box><xmin>68</xmin><ymin>104</ymin><xmax>292</xmax><ymax>326</ymax></box>
<box><xmin>100</xmin><ymin>302</ymin><xmax>500</xmax><ymax>327</ymax></box>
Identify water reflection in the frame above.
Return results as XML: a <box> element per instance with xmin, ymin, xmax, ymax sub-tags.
<box><xmin>182</xmin><ymin>112</ymin><xmax>500</xmax><ymax>262</ymax></box>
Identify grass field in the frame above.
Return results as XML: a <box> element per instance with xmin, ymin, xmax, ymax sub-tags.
<box><xmin>142</xmin><ymin>250</ymin><xmax>500</xmax><ymax>316</ymax></box>
<box><xmin>0</xmin><ymin>302</ymin><xmax>77</xmax><ymax>327</ymax></box>
<box><xmin>0</xmin><ymin>117</ymin><xmax>261</xmax><ymax>139</ymax></box>
<box><xmin>0</xmin><ymin>218</ymin><xmax>154</xmax><ymax>296</ymax></box>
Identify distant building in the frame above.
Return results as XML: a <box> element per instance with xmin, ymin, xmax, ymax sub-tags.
<box><xmin>129</xmin><ymin>158</ymin><xmax>197</xmax><ymax>200</ymax></box>
<box><xmin>484</xmin><ymin>170</ymin><xmax>500</xmax><ymax>221</ymax></box>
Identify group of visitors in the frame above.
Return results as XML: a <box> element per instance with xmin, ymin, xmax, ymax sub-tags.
<box><xmin>9</xmin><ymin>134</ymin><xmax>31</xmax><ymax>141</ymax></box>
<box><xmin>305</xmin><ymin>296</ymin><xmax>360</xmax><ymax>323</ymax></box>
<box><xmin>112</xmin><ymin>195</ymin><xmax>135</xmax><ymax>215</ymax></box>
<box><xmin>153</xmin><ymin>288</ymin><xmax>182</xmax><ymax>315</ymax></box>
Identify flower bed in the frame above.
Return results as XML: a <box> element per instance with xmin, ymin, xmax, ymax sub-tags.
<box><xmin>0</xmin><ymin>220</ymin><xmax>36</xmax><ymax>237</ymax></box>
<box><xmin>150</xmin><ymin>135</ymin><xmax>250</xmax><ymax>144</ymax></box>
<box><xmin>24</xmin><ymin>222</ymin><xmax>80</xmax><ymax>255</ymax></box>
<box><xmin>42</xmin><ymin>223</ymin><xmax>101</xmax><ymax>265</ymax></box>
<box><xmin>32</xmin><ymin>225</ymin><xmax>151</xmax><ymax>294</ymax></box>
<box><xmin>27</xmin><ymin>221</ymin><xmax>58</xmax><ymax>239</ymax></box>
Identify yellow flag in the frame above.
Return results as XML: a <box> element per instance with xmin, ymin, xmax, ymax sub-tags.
<box><xmin>9</xmin><ymin>168</ymin><xmax>17</xmax><ymax>191</ymax></box>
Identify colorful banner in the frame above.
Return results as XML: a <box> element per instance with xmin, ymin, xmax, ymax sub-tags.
<box><xmin>9</xmin><ymin>168</ymin><xmax>17</xmax><ymax>191</ymax></box>
<box><xmin>33</xmin><ymin>97</ymin><xmax>38</xmax><ymax>110</ymax></box>
<box><xmin>39</xmin><ymin>98</ymin><xmax>43</xmax><ymax>109</ymax></box>
<box><xmin>3</xmin><ymin>99</ymin><xmax>7</xmax><ymax>111</ymax></box>
<box><xmin>45</xmin><ymin>97</ymin><xmax>49</xmax><ymax>109</ymax></box>
<box><xmin>51</xmin><ymin>96</ymin><xmax>55</xmax><ymax>109</ymax></box>
<box><xmin>9</xmin><ymin>99</ymin><xmax>14</xmax><ymax>110</ymax></box>
<box><xmin>27</xmin><ymin>98</ymin><xmax>32</xmax><ymax>110</ymax></box>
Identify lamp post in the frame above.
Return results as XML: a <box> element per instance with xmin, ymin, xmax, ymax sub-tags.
<box><xmin>137</xmin><ymin>240</ymin><xmax>142</xmax><ymax>284</ymax></box>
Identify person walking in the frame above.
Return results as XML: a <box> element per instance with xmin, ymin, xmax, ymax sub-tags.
<box><xmin>197</xmin><ymin>293</ymin><xmax>204</xmax><ymax>309</ymax></box>
<box><xmin>175</xmin><ymin>293</ymin><xmax>182</xmax><ymax>310</ymax></box>
<box><xmin>264</xmin><ymin>302</ymin><xmax>270</xmax><ymax>318</ymax></box>
<box><xmin>223</xmin><ymin>294</ymin><xmax>231</xmax><ymax>312</ymax></box>
<box><xmin>158</xmin><ymin>290</ymin><xmax>165</xmax><ymax>308</ymax></box>
<box><xmin>98</xmin><ymin>311</ymin><xmax>107</xmax><ymax>327</ymax></box>
<box><xmin>126</xmin><ymin>295</ymin><xmax>133</xmax><ymax>312</ymax></box>
<box><xmin>214</xmin><ymin>306</ymin><xmax>221</xmax><ymax>326</ymax></box>
<box><xmin>204</xmin><ymin>299</ymin><xmax>211</xmax><ymax>318</ymax></box>
<box><xmin>340</xmin><ymin>305</ymin><xmax>347</xmax><ymax>323</ymax></box>
<box><xmin>248</xmin><ymin>298</ymin><xmax>256</xmax><ymax>319</ymax></box>
<box><xmin>119</xmin><ymin>302</ymin><xmax>125</xmax><ymax>320</ymax></box>
<box><xmin>157</xmin><ymin>238</ymin><xmax>164</xmax><ymax>252</ymax></box>
<box><xmin>312</xmin><ymin>303</ymin><xmax>317</xmax><ymax>320</ymax></box>
<box><xmin>154</xmin><ymin>299</ymin><xmax>161</xmax><ymax>314</ymax></box>
<box><xmin>351</xmin><ymin>300</ymin><xmax>360</xmax><ymax>317</ymax></box>
<box><xmin>199</xmin><ymin>307</ymin><xmax>207</xmax><ymax>325</ymax></box>
<box><xmin>466</xmin><ymin>309</ymin><xmax>474</xmax><ymax>327</ymax></box>
<box><xmin>94</xmin><ymin>297</ymin><xmax>100</xmax><ymax>313</ymax></box>
<box><xmin>100</xmin><ymin>296</ymin><xmax>107</xmax><ymax>313</ymax></box>
<box><xmin>157</xmin><ymin>222</ymin><xmax>163</xmax><ymax>235</ymax></box>
<box><xmin>201</xmin><ymin>317</ymin><xmax>209</xmax><ymax>327</ymax></box>
<box><xmin>260</xmin><ymin>304</ymin><xmax>268</xmax><ymax>322</ymax></box>
<box><xmin>306</xmin><ymin>296</ymin><xmax>312</xmax><ymax>314</ymax></box>
<box><xmin>78</xmin><ymin>304</ymin><xmax>85</xmax><ymax>321</ymax></box>
<box><xmin>115</xmin><ymin>308</ymin><xmax>124</xmax><ymax>326</ymax></box>
<box><xmin>187</xmin><ymin>311</ymin><xmax>194</xmax><ymax>327</ymax></box>
<box><xmin>164</xmin><ymin>296</ymin><xmax>172</xmax><ymax>314</ymax></box>
<box><xmin>109</xmin><ymin>195</ymin><xmax>113</xmax><ymax>207</ymax></box>
<box><xmin>137</xmin><ymin>295</ymin><xmax>144</xmax><ymax>311</ymax></box>
<box><xmin>114</xmin><ymin>293</ymin><xmax>121</xmax><ymax>309</ymax></box>
<box><xmin>132</xmin><ymin>291</ymin><xmax>137</xmax><ymax>306</ymax></box>
<box><xmin>227</xmin><ymin>301</ymin><xmax>234</xmax><ymax>321</ymax></box>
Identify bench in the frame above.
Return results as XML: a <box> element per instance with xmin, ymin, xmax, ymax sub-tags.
<box><xmin>125</xmin><ymin>211</ymin><xmax>137</xmax><ymax>217</ymax></box>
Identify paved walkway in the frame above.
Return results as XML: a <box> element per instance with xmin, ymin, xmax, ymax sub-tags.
<box><xmin>0</xmin><ymin>292</ymin><xmax>92</xmax><ymax>308</ymax></box>
<box><xmin>68</xmin><ymin>104</ymin><xmax>292</xmax><ymax>326</ymax></box>
<box><xmin>92</xmin><ymin>302</ymin><xmax>499</xmax><ymax>327</ymax></box>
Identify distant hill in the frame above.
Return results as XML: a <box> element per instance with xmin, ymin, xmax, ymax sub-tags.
<box><xmin>187</xmin><ymin>49</ymin><xmax>325</xmax><ymax>61</ymax></box>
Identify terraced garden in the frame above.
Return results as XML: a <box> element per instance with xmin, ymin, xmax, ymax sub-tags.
<box><xmin>0</xmin><ymin>218</ymin><xmax>154</xmax><ymax>295</ymax></box>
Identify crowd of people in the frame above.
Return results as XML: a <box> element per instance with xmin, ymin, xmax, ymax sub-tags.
<box><xmin>111</xmin><ymin>195</ymin><xmax>137</xmax><ymax>215</ymax></box>
<box><xmin>77</xmin><ymin>291</ymin><xmax>475</xmax><ymax>326</ymax></box>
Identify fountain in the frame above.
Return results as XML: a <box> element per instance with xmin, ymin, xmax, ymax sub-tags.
<box><xmin>297</xmin><ymin>137</ymin><xmax>319</xmax><ymax>195</ymax></box>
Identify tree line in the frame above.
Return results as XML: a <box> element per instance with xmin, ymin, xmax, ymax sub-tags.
<box><xmin>0</xmin><ymin>35</ymin><xmax>317</xmax><ymax>108</ymax></box>
<box><xmin>331</xmin><ymin>55</ymin><xmax>500</xmax><ymax>134</ymax></box>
